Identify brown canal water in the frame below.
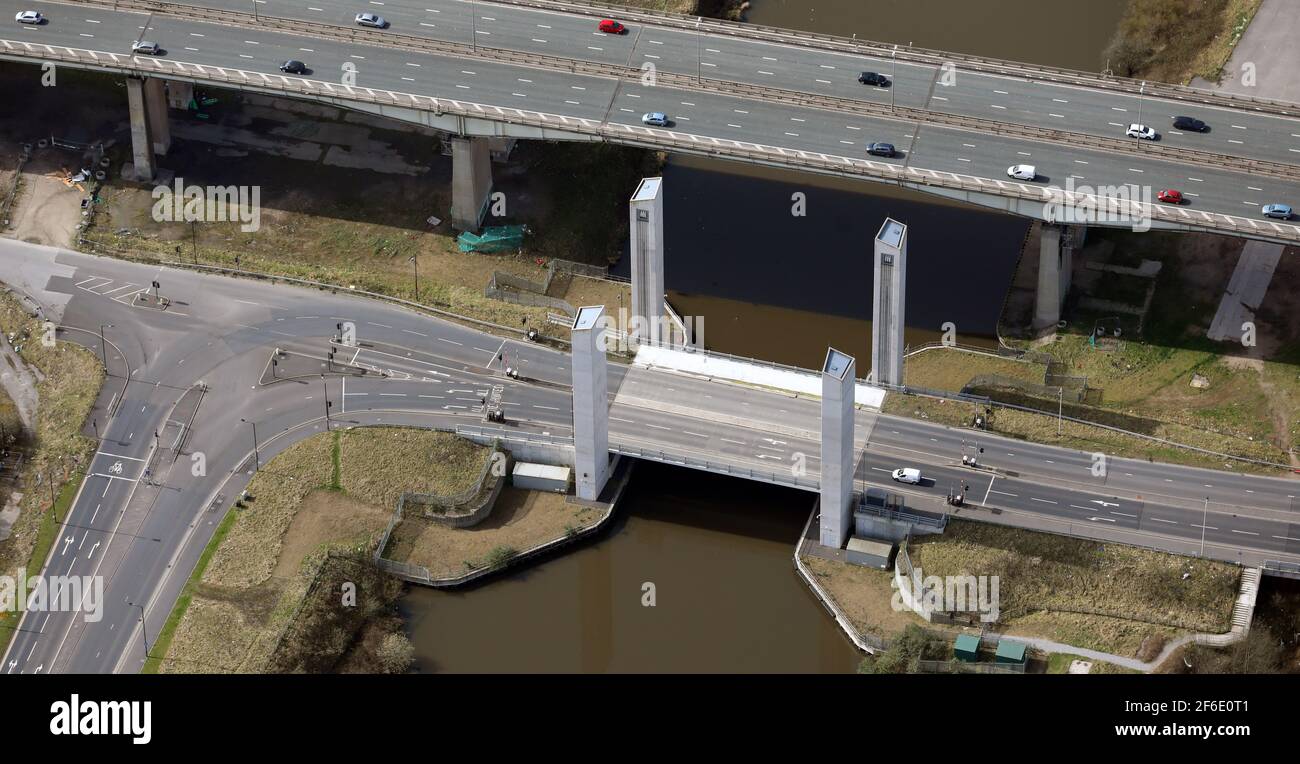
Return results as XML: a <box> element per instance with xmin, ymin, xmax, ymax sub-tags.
<box><xmin>403</xmin><ymin>463</ymin><xmax>861</xmax><ymax>673</ymax></box>
<box><xmin>400</xmin><ymin>1</ymin><xmax>1125</xmax><ymax>673</ymax></box>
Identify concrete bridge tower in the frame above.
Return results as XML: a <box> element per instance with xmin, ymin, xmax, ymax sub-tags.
<box><xmin>871</xmin><ymin>218</ymin><xmax>908</xmax><ymax>387</ymax></box>
<box><xmin>628</xmin><ymin>177</ymin><xmax>666</xmax><ymax>346</ymax></box>
<box><xmin>819</xmin><ymin>348</ymin><xmax>856</xmax><ymax>548</ymax></box>
<box><xmin>571</xmin><ymin>305</ymin><xmax>611</xmax><ymax>500</ymax></box>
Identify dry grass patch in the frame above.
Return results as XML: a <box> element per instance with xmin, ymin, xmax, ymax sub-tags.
<box><xmin>383</xmin><ymin>487</ymin><xmax>600</xmax><ymax>575</ymax></box>
<box><xmin>0</xmin><ymin>292</ymin><xmax>103</xmax><ymax>580</ymax></box>
<box><xmin>882</xmin><ymin>393</ymin><xmax>1286</xmax><ymax>472</ymax></box>
<box><xmin>1103</xmin><ymin>0</ymin><xmax>1262</xmax><ymax>83</ymax></box>
<box><xmin>909</xmin><ymin>519</ymin><xmax>1238</xmax><ymax>655</ymax></box>
<box><xmin>801</xmin><ymin>554</ymin><xmax>924</xmax><ymax>640</ymax></box>
<box><xmin>201</xmin><ymin>433</ymin><xmax>334</xmax><ymax>589</ymax></box>
<box><xmin>84</xmin><ymin>183</ymin><xmax>559</xmax><ymax>334</ymax></box>
<box><xmin>157</xmin><ymin>426</ymin><xmax>553</xmax><ymax>672</ymax></box>
<box><xmin>903</xmin><ymin>347</ymin><xmax>1046</xmax><ymax>393</ymax></box>
<box><xmin>337</xmin><ymin>426</ymin><xmax>488</xmax><ymax>510</ymax></box>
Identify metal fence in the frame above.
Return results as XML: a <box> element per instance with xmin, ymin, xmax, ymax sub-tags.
<box><xmin>5</xmin><ymin>15</ymin><xmax>1300</xmax><ymax>240</ymax></box>
<box><xmin>0</xmin><ymin>147</ymin><xmax>29</xmax><ymax>228</ymax></box>
<box><xmin>476</xmin><ymin>0</ymin><xmax>1300</xmax><ymax>119</ymax></box>
<box><xmin>64</xmin><ymin>0</ymin><xmax>1300</xmax><ymax>185</ymax></box>
<box><xmin>608</xmin><ymin>441</ymin><xmax>820</xmax><ymax>491</ymax></box>
<box><xmin>916</xmin><ymin>659</ymin><xmax>1025</xmax><ymax>674</ymax></box>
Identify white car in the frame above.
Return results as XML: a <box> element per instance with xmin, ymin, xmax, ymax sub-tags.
<box><xmin>1125</xmin><ymin>123</ymin><xmax>1157</xmax><ymax>140</ymax></box>
<box><xmin>15</xmin><ymin>10</ymin><xmax>43</xmax><ymax>24</ymax></box>
<box><xmin>355</xmin><ymin>12</ymin><xmax>388</xmax><ymax>28</ymax></box>
<box><xmin>891</xmin><ymin>468</ymin><xmax>922</xmax><ymax>485</ymax></box>
<box><xmin>1006</xmin><ymin>164</ymin><xmax>1036</xmax><ymax>181</ymax></box>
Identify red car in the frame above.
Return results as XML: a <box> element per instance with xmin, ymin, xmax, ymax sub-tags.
<box><xmin>598</xmin><ymin>19</ymin><xmax>626</xmax><ymax>34</ymax></box>
<box><xmin>1157</xmin><ymin>189</ymin><xmax>1183</xmax><ymax>204</ymax></box>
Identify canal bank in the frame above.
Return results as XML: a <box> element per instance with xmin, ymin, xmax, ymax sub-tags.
<box><xmin>401</xmin><ymin>462</ymin><xmax>862</xmax><ymax>673</ymax></box>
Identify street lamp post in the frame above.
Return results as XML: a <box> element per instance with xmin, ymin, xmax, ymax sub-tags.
<box><xmin>1200</xmin><ymin>496</ymin><xmax>1209</xmax><ymax>557</ymax></box>
<box><xmin>410</xmin><ymin>255</ymin><xmax>419</xmax><ymax>300</ymax></box>
<box><xmin>696</xmin><ymin>18</ymin><xmax>703</xmax><ymax>84</ymax></box>
<box><xmin>1136</xmin><ymin>81</ymin><xmax>1145</xmax><ymax>133</ymax></box>
<box><xmin>471</xmin><ymin>0</ymin><xmax>477</xmax><ymax>53</ymax></box>
<box><xmin>1057</xmin><ymin>388</ymin><xmax>1064</xmax><ymax>435</ymax></box>
<box><xmin>128</xmin><ymin>600</ymin><xmax>150</xmax><ymax>658</ymax></box>
<box><xmin>321</xmin><ymin>375</ymin><xmax>332</xmax><ymax>428</ymax></box>
<box><xmin>890</xmin><ymin>44</ymin><xmax>897</xmax><ymax>112</ymax></box>
<box><xmin>241</xmin><ymin>417</ymin><xmax>259</xmax><ymax>472</ymax></box>
<box><xmin>99</xmin><ymin>323</ymin><xmax>113</xmax><ymax>373</ymax></box>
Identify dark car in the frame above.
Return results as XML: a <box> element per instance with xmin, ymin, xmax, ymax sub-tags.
<box><xmin>279</xmin><ymin>60</ymin><xmax>307</xmax><ymax>74</ymax></box>
<box><xmin>867</xmin><ymin>142</ymin><xmax>896</xmax><ymax>157</ymax></box>
<box><xmin>1172</xmin><ymin>116</ymin><xmax>1208</xmax><ymax>132</ymax></box>
<box><xmin>858</xmin><ymin>71</ymin><xmax>890</xmax><ymax>87</ymax></box>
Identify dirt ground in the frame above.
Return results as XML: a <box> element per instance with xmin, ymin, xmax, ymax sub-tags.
<box><xmin>801</xmin><ymin>554</ymin><xmax>925</xmax><ymax>640</ymax></box>
<box><xmin>5</xmin><ymin>151</ymin><xmax>90</xmax><ymax>247</ymax></box>
<box><xmin>998</xmin><ymin>225</ymin><xmax>1300</xmax><ymax>467</ymax></box>
<box><xmin>384</xmin><ymin>486</ymin><xmax>602</xmax><ymax>575</ymax></box>
<box><xmin>272</xmin><ymin>489</ymin><xmax>391</xmax><ymax>578</ymax></box>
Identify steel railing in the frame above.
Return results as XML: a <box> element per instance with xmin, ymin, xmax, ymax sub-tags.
<box><xmin>481</xmin><ymin>0</ymin><xmax>1300</xmax><ymax>119</ymax></box>
<box><xmin>64</xmin><ymin>0</ymin><xmax>1300</xmax><ymax>182</ymax></box>
<box><xmin>6</xmin><ymin>39</ymin><xmax>1300</xmax><ymax>243</ymax></box>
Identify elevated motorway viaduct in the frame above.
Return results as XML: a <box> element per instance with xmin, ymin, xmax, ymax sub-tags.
<box><xmin>2</xmin><ymin>0</ymin><xmax>1300</xmax><ymax>241</ymax></box>
<box><xmin>0</xmin><ymin>240</ymin><xmax>1298</xmax><ymax>673</ymax></box>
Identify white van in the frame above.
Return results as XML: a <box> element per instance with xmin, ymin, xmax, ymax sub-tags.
<box><xmin>891</xmin><ymin>468</ymin><xmax>922</xmax><ymax>484</ymax></box>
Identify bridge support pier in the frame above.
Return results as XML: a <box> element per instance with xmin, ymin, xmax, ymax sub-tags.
<box><xmin>871</xmin><ymin>218</ymin><xmax>908</xmax><ymax>387</ymax></box>
<box><xmin>571</xmin><ymin>305</ymin><xmax>611</xmax><ymax>501</ymax></box>
<box><xmin>449</xmin><ymin>136</ymin><xmax>493</xmax><ymax>233</ymax></box>
<box><xmin>1033</xmin><ymin>224</ymin><xmax>1083</xmax><ymax>330</ymax></box>
<box><xmin>123</xmin><ymin>77</ymin><xmax>170</xmax><ymax>182</ymax></box>
<box><xmin>819</xmin><ymin>348</ymin><xmax>856</xmax><ymax>548</ymax></box>
<box><xmin>628</xmin><ymin>177</ymin><xmax>666</xmax><ymax>347</ymax></box>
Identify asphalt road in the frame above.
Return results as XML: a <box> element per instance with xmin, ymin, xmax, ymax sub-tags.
<box><xmin>1</xmin><ymin>239</ymin><xmax>1299</xmax><ymax>674</ymax></box>
<box><xmin>3</xmin><ymin>0</ymin><xmax>1300</xmax><ymax>231</ymax></box>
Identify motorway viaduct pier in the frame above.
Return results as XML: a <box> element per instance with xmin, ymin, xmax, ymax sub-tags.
<box><xmin>122</xmin><ymin>75</ymin><xmax>497</xmax><ymax>230</ymax></box>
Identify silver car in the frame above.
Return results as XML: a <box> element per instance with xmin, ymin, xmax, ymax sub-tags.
<box><xmin>15</xmin><ymin>10</ymin><xmax>44</xmax><ymax>24</ymax></box>
<box><xmin>355</xmin><ymin>12</ymin><xmax>388</xmax><ymax>28</ymax></box>
<box><xmin>131</xmin><ymin>40</ymin><xmax>161</xmax><ymax>55</ymax></box>
<box><xmin>641</xmin><ymin>112</ymin><xmax>670</xmax><ymax>127</ymax></box>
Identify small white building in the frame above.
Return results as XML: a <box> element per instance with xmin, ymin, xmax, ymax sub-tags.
<box><xmin>512</xmin><ymin>462</ymin><xmax>571</xmax><ymax>493</ymax></box>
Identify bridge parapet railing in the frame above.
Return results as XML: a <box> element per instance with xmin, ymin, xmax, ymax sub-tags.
<box><xmin>608</xmin><ymin>441</ymin><xmax>819</xmax><ymax>490</ymax></box>
<box><xmin>479</xmin><ymin>0</ymin><xmax>1300</xmax><ymax>119</ymax></box>
<box><xmin>6</xmin><ymin>39</ymin><xmax>1300</xmax><ymax>244</ymax></box>
<box><xmin>67</xmin><ymin>0</ymin><xmax>1300</xmax><ymax>182</ymax></box>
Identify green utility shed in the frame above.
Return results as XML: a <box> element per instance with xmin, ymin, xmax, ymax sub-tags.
<box><xmin>995</xmin><ymin>639</ymin><xmax>1027</xmax><ymax>665</ymax></box>
<box><xmin>954</xmin><ymin>634</ymin><xmax>980</xmax><ymax>662</ymax></box>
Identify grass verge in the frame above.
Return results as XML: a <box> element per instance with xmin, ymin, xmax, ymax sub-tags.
<box><xmin>910</xmin><ymin>519</ymin><xmax>1239</xmax><ymax>657</ymax></box>
<box><xmin>141</xmin><ymin>506</ymin><xmax>238</xmax><ymax>674</ymax></box>
<box><xmin>1102</xmin><ymin>0</ymin><xmax>1262</xmax><ymax>83</ymax></box>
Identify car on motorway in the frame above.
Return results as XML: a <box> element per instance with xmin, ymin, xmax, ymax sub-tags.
<box><xmin>1006</xmin><ymin>164</ymin><xmax>1036</xmax><ymax>181</ymax></box>
<box><xmin>1125</xmin><ymin>123</ymin><xmax>1158</xmax><ymax>140</ymax></box>
<box><xmin>891</xmin><ymin>468</ymin><xmax>923</xmax><ymax>485</ymax></box>
<box><xmin>857</xmin><ymin>71</ymin><xmax>890</xmax><ymax>87</ymax></box>
<box><xmin>354</xmin><ymin>12</ymin><xmax>388</xmax><ymax>29</ymax></box>
<box><xmin>598</xmin><ymin>19</ymin><xmax>626</xmax><ymax>34</ymax></box>
<box><xmin>1172</xmin><ymin>115</ymin><xmax>1208</xmax><ymax>132</ymax></box>
<box><xmin>279</xmin><ymin>59</ymin><xmax>308</xmax><ymax>74</ymax></box>
<box><xmin>14</xmin><ymin>10</ymin><xmax>43</xmax><ymax>24</ymax></box>
<box><xmin>641</xmin><ymin>112</ymin><xmax>671</xmax><ymax>127</ymax></box>
<box><xmin>866</xmin><ymin>142</ymin><xmax>896</xmax><ymax>157</ymax></box>
<box><xmin>1262</xmin><ymin>203</ymin><xmax>1293</xmax><ymax>220</ymax></box>
<box><xmin>131</xmin><ymin>40</ymin><xmax>162</xmax><ymax>55</ymax></box>
<box><xmin>1157</xmin><ymin>189</ymin><xmax>1183</xmax><ymax>204</ymax></box>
